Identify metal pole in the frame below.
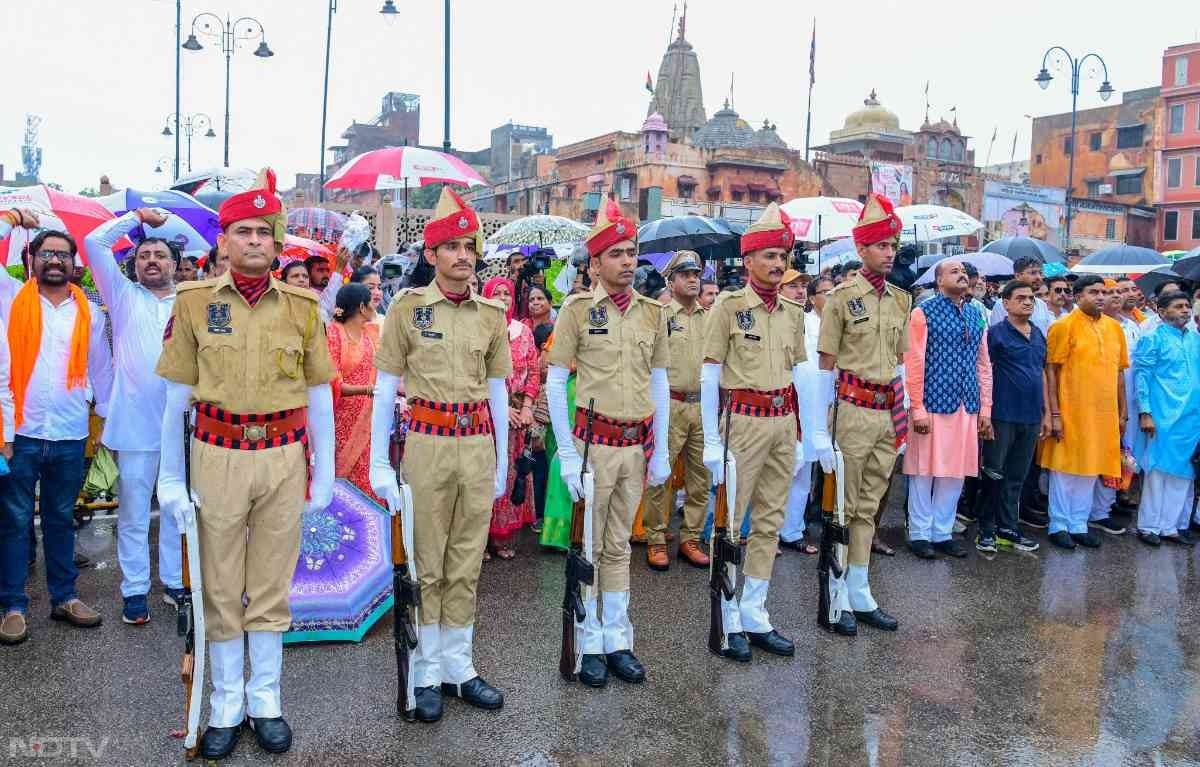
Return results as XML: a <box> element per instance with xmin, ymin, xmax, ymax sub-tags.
<box><xmin>174</xmin><ymin>0</ymin><xmax>181</xmax><ymax>180</ymax></box>
<box><xmin>319</xmin><ymin>0</ymin><xmax>336</xmax><ymax>202</ymax></box>
<box><xmin>222</xmin><ymin>16</ymin><xmax>232</xmax><ymax>166</ymax></box>
<box><xmin>443</xmin><ymin>0</ymin><xmax>451</xmax><ymax>152</ymax></box>
<box><xmin>187</xmin><ymin>122</ymin><xmax>193</xmax><ymax>172</ymax></box>
<box><xmin>1064</xmin><ymin>59</ymin><xmax>1079</xmax><ymax>249</ymax></box>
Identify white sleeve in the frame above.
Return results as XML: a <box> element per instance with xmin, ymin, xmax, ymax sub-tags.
<box><xmin>650</xmin><ymin>367</ymin><xmax>670</xmax><ymax>458</ymax></box>
<box><xmin>158</xmin><ymin>381</ymin><xmax>193</xmax><ymax>490</ymax></box>
<box><xmin>700</xmin><ymin>362</ymin><xmax>723</xmax><ymax>446</ymax></box>
<box><xmin>0</xmin><ymin>332</ymin><xmax>13</xmax><ymax>444</ymax></box>
<box><xmin>319</xmin><ymin>273</ymin><xmax>345</xmax><ymax>324</ymax></box>
<box><xmin>488</xmin><ymin>376</ymin><xmax>509</xmax><ymax>472</ymax></box>
<box><xmin>83</xmin><ymin>211</ymin><xmax>140</xmax><ymax>311</ymax></box>
<box><xmin>546</xmin><ymin>365</ymin><xmax>579</xmax><ymax>461</ymax></box>
<box><xmin>370</xmin><ymin>370</ymin><xmax>402</xmax><ymax>471</ymax></box>
<box><xmin>87</xmin><ymin>306</ymin><xmax>114</xmax><ymax>418</ymax></box>
<box><xmin>306</xmin><ymin>383</ymin><xmax>335</xmax><ymax>489</ymax></box>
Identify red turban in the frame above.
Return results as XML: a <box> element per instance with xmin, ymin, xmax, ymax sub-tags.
<box><xmin>852</xmin><ymin>193</ymin><xmax>902</xmax><ymax>246</ymax></box>
<box><xmin>217</xmin><ymin>167</ymin><xmax>284</xmax><ymax>245</ymax></box>
<box><xmin>586</xmin><ymin>199</ymin><xmax>638</xmax><ymax>258</ymax></box>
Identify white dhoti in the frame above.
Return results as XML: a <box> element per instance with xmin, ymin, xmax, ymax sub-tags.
<box><xmin>1137</xmin><ymin>470</ymin><xmax>1193</xmax><ymax>536</ymax></box>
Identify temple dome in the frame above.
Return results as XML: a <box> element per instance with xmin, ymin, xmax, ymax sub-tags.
<box><xmin>843</xmin><ymin>89</ymin><xmax>900</xmax><ymax>132</ymax></box>
<box><xmin>694</xmin><ymin>100</ymin><xmax>757</xmax><ymax>149</ymax></box>
<box><xmin>754</xmin><ymin>119</ymin><xmax>787</xmax><ymax>149</ymax></box>
<box><xmin>642</xmin><ymin>112</ymin><xmax>669</xmax><ymax>133</ymax></box>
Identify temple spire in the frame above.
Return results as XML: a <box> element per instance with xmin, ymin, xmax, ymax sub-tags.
<box><xmin>678</xmin><ymin>0</ymin><xmax>687</xmax><ymax>40</ymax></box>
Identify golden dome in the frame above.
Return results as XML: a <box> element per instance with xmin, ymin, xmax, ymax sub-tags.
<box><xmin>843</xmin><ymin>89</ymin><xmax>899</xmax><ymax>132</ymax></box>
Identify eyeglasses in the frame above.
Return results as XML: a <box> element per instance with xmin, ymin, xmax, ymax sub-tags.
<box><xmin>34</xmin><ymin>250</ymin><xmax>73</xmax><ymax>263</ymax></box>
<box><xmin>1052</xmin><ymin>287</ymin><xmax>1072</xmax><ymax>295</ymax></box>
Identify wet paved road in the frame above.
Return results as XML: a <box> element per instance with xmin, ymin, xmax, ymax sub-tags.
<box><xmin>6</xmin><ymin>491</ymin><xmax>1200</xmax><ymax>766</ymax></box>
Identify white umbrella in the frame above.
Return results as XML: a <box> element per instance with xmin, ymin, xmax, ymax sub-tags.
<box><xmin>780</xmin><ymin>197</ymin><xmax>864</xmax><ymax>243</ymax></box>
<box><xmin>896</xmin><ymin>205</ymin><xmax>982</xmax><ymax>242</ymax></box>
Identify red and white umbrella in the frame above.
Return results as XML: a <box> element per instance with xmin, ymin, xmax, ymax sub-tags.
<box><xmin>780</xmin><ymin>197</ymin><xmax>864</xmax><ymax>243</ymax></box>
<box><xmin>1</xmin><ymin>185</ymin><xmax>131</xmax><ymax>267</ymax></box>
<box><xmin>323</xmin><ymin>146</ymin><xmax>487</xmax><ymax>191</ymax></box>
<box><xmin>280</xmin><ymin>234</ymin><xmax>335</xmax><ymax>267</ymax></box>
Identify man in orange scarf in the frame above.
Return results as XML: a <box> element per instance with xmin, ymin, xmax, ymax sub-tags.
<box><xmin>0</xmin><ymin>208</ymin><xmax>113</xmax><ymax>646</ymax></box>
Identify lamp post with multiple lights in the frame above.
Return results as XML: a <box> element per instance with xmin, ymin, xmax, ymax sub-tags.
<box><xmin>162</xmin><ymin>113</ymin><xmax>216</xmax><ymax>174</ymax></box>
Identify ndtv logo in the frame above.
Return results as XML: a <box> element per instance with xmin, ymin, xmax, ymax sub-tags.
<box><xmin>8</xmin><ymin>737</ymin><xmax>112</xmax><ymax>759</ymax></box>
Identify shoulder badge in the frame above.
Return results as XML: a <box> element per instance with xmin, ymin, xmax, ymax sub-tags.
<box><xmin>412</xmin><ymin>306</ymin><xmax>434</xmax><ymax>330</ymax></box>
<box><xmin>206</xmin><ymin>302</ymin><xmax>232</xmax><ymax>334</ymax></box>
<box><xmin>735</xmin><ymin>308</ymin><xmax>755</xmax><ymax>331</ymax></box>
<box><xmin>588</xmin><ymin>305</ymin><xmax>608</xmax><ymax>328</ymax></box>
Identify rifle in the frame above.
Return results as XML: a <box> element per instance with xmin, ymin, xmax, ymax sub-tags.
<box><xmin>390</xmin><ymin>476</ymin><xmax>421</xmax><ymax>721</ymax></box>
<box><xmin>708</xmin><ymin>394</ymin><xmax>742</xmax><ymax>655</ymax></box>
<box><xmin>178</xmin><ymin>412</ymin><xmax>205</xmax><ymax>760</ymax></box>
<box><xmin>559</xmin><ymin>398</ymin><xmax>596</xmax><ymax>680</ymax></box>
<box><xmin>817</xmin><ymin>399</ymin><xmax>851</xmax><ymax>632</ymax></box>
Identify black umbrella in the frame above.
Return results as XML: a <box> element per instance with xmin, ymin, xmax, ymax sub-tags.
<box><xmin>981</xmin><ymin>236</ymin><xmax>1066</xmax><ymax>264</ymax></box>
<box><xmin>637</xmin><ymin>214</ymin><xmax>738</xmax><ymax>254</ymax></box>
<box><xmin>1134</xmin><ymin>268</ymin><xmax>1186</xmax><ymax>297</ymax></box>
<box><xmin>1169</xmin><ymin>254</ymin><xmax>1200</xmax><ymax>283</ymax></box>
<box><xmin>1072</xmin><ymin>245</ymin><xmax>1169</xmax><ymax>275</ymax></box>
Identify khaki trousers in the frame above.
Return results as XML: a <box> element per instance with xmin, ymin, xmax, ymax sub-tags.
<box><xmin>728</xmin><ymin>413</ymin><xmax>796</xmax><ymax>581</ymax></box>
<box><xmin>192</xmin><ymin>439</ymin><xmax>306</xmax><ymax>642</ymax></box>
<box><xmin>575</xmin><ymin>439</ymin><xmax>644</xmax><ymax>593</ymax></box>
<box><xmin>643</xmin><ymin>400</ymin><xmax>709</xmax><ymax>545</ymax></box>
<box><xmin>834</xmin><ymin>402</ymin><xmax>897</xmax><ymax>566</ymax></box>
<box><xmin>405</xmin><ymin>431</ymin><xmax>495</xmax><ymax>627</ymax></box>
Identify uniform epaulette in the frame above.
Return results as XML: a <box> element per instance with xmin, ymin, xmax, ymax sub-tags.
<box><xmin>886</xmin><ymin>282</ymin><xmax>913</xmax><ymax>308</ymax></box>
<box><xmin>277</xmin><ymin>281</ymin><xmax>319</xmax><ymax>302</ymax></box>
<box><xmin>779</xmin><ymin>294</ymin><xmax>805</xmax><ymax>309</ymax></box>
<box><xmin>474</xmin><ymin>293</ymin><xmax>507</xmax><ymax>313</ymax></box>
<box><xmin>560</xmin><ymin>291</ymin><xmax>590</xmax><ymax>307</ymax></box>
<box><xmin>829</xmin><ymin>281</ymin><xmax>856</xmax><ymax>294</ymax></box>
<box><xmin>176</xmin><ymin>279</ymin><xmax>214</xmax><ymax>293</ymax></box>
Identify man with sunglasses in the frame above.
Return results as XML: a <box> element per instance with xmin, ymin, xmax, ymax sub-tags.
<box><xmin>1045</xmin><ymin>276</ymin><xmax>1072</xmax><ymax>320</ymax></box>
<box><xmin>0</xmin><ymin>209</ymin><xmax>113</xmax><ymax>646</ymax></box>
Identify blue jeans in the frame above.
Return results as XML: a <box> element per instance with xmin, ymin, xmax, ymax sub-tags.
<box><xmin>0</xmin><ymin>436</ymin><xmax>86</xmax><ymax>613</ymax></box>
<box><xmin>702</xmin><ymin>489</ymin><xmax>752</xmax><ymax>541</ymax></box>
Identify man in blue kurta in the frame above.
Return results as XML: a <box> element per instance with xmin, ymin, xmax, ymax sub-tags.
<box><xmin>1132</xmin><ymin>291</ymin><xmax>1200</xmax><ymax>547</ymax></box>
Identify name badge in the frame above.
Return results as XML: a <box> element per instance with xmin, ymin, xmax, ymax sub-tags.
<box><xmin>588</xmin><ymin>328</ymin><xmax>609</xmax><ymax>335</ymax></box>
<box><xmin>421</xmin><ymin>330</ymin><xmax>444</xmax><ymax>339</ymax></box>
<box><xmin>743</xmin><ymin>333</ymin><xmax>761</xmax><ymax>341</ymax></box>
<box><xmin>852</xmin><ymin>317</ymin><xmax>870</xmax><ymax>325</ymax></box>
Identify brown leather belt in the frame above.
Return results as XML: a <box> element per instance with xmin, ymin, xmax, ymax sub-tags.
<box><xmin>728</xmin><ymin>388</ymin><xmax>795</xmax><ymax>412</ymax></box>
<box><xmin>410</xmin><ymin>402</ymin><xmax>490</xmax><ymax>430</ymax></box>
<box><xmin>574</xmin><ymin>409</ymin><xmax>649</xmax><ymax>442</ymax></box>
<box><xmin>194</xmin><ymin>407</ymin><xmax>307</xmax><ymax>444</ymax></box>
<box><xmin>837</xmin><ymin>380</ymin><xmax>896</xmax><ymax>409</ymax></box>
<box><xmin>670</xmin><ymin>390</ymin><xmax>700</xmax><ymax>403</ymax></box>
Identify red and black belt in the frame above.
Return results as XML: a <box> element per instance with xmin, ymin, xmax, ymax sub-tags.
<box><xmin>192</xmin><ymin>402</ymin><xmax>311</xmax><ymax>497</ymax></box>
<box><xmin>669</xmin><ymin>390</ymin><xmax>700</xmax><ymax>403</ymax></box>
<box><xmin>573</xmin><ymin>407</ymin><xmax>654</xmax><ymax>460</ymax></box>
<box><xmin>727</xmin><ymin>386</ymin><xmax>801</xmax><ymax>441</ymax></box>
<box><xmin>836</xmin><ymin>372</ymin><xmax>895</xmax><ymax>411</ymax></box>
<box><xmin>408</xmin><ymin>398</ymin><xmax>494</xmax><ymax>437</ymax></box>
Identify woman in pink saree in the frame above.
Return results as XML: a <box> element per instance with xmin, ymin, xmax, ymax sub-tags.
<box><xmin>483</xmin><ymin>277</ymin><xmax>540</xmax><ymax>559</ymax></box>
<box><xmin>327</xmin><ymin>283</ymin><xmax>382</xmax><ymax>505</ymax></box>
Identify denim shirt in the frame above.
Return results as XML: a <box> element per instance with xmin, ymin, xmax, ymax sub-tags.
<box><xmin>987</xmin><ymin>318</ymin><xmax>1046</xmax><ymax>424</ymax></box>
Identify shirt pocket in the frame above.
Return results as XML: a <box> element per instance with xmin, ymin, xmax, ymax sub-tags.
<box><xmin>636</xmin><ymin>330</ymin><xmax>656</xmax><ymax>370</ymax></box>
<box><xmin>199</xmin><ymin>336</ymin><xmax>236</xmax><ymax>389</ymax></box>
<box><xmin>468</xmin><ymin>338</ymin><xmax>488</xmax><ymax>384</ymax></box>
<box><xmin>580</xmin><ymin>330</ymin><xmax>620</xmax><ymax>378</ymax></box>
<box><xmin>264</xmin><ymin>330</ymin><xmax>305</xmax><ymax>386</ymax></box>
<box><xmin>733</xmin><ymin>331</ymin><xmax>765</xmax><ymax>378</ymax></box>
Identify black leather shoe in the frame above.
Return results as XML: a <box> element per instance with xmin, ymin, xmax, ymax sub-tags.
<box><xmin>606</xmin><ymin>650</ymin><xmax>646</xmax><ymax>683</ymax></box>
<box><xmin>1048</xmin><ymin>531</ymin><xmax>1076</xmax><ymax>549</ymax></box>
<box><xmin>719</xmin><ymin>632</ymin><xmax>752</xmax><ymax>662</ymax></box>
<box><xmin>442</xmin><ymin>676</ymin><xmax>504</xmax><ymax>710</ymax></box>
<box><xmin>1071</xmin><ymin>532</ymin><xmax>1101</xmax><ymax>549</ymax></box>
<box><xmin>746</xmin><ymin>629</ymin><xmax>795</xmax><ymax>656</ymax></box>
<box><xmin>578</xmin><ymin>653</ymin><xmax>608</xmax><ymax>688</ymax></box>
<box><xmin>827</xmin><ymin>611</ymin><xmax>857</xmax><ymax>637</ymax></box>
<box><xmin>247</xmin><ymin>716</ymin><xmax>292</xmax><ymax>754</ymax></box>
<box><xmin>909</xmin><ymin>539</ymin><xmax>937</xmax><ymax>559</ymax></box>
<box><xmin>854</xmin><ymin>608</ymin><xmax>899</xmax><ymax>631</ymax></box>
<box><xmin>932</xmin><ymin>539</ymin><xmax>968</xmax><ymax>558</ymax></box>
<box><xmin>199</xmin><ymin>723</ymin><xmax>242</xmax><ymax>760</ymax></box>
<box><xmin>412</xmin><ymin>686</ymin><xmax>443</xmax><ymax>723</ymax></box>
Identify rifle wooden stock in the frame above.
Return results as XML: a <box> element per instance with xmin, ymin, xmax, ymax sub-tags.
<box><xmin>178</xmin><ymin>536</ymin><xmax>198</xmax><ymax>760</ymax></box>
<box><xmin>560</xmin><ymin>399</ymin><xmax>595</xmax><ymax>680</ymax></box>
<box><xmin>391</xmin><ymin>499</ymin><xmax>420</xmax><ymax>720</ymax></box>
<box><xmin>707</xmin><ymin>400</ymin><xmax>740</xmax><ymax>655</ymax></box>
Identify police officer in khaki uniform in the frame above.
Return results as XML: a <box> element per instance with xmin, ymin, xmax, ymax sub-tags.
<box><xmin>156</xmin><ymin>169</ymin><xmax>337</xmax><ymax>759</ymax></box>
<box><xmin>813</xmin><ymin>192</ymin><xmax>910</xmax><ymax>636</ymax></box>
<box><xmin>701</xmin><ymin>202</ymin><xmax>821</xmax><ymax>661</ymax></box>
<box><xmin>547</xmin><ymin>200</ymin><xmax>672</xmax><ymax>688</ymax></box>
<box><xmin>643</xmin><ymin>250</ymin><xmax>711</xmax><ymax>571</ymax></box>
<box><xmin>369</xmin><ymin>188</ymin><xmax>511</xmax><ymax>723</ymax></box>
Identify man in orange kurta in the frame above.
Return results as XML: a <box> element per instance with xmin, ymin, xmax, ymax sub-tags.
<box><xmin>1041</xmin><ymin>274</ymin><xmax>1128</xmax><ymax>550</ymax></box>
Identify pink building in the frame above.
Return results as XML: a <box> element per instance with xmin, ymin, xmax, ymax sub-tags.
<box><xmin>1155</xmin><ymin>43</ymin><xmax>1200</xmax><ymax>251</ymax></box>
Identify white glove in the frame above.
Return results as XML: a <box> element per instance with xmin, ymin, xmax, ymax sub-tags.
<box><xmin>700</xmin><ymin>361</ymin><xmax>725</xmax><ymax>484</ymax></box>
<box><xmin>488</xmin><ymin>377</ymin><xmax>509</xmax><ymax>500</ymax></box>
<box><xmin>703</xmin><ymin>442</ymin><xmax>726</xmax><ymax>486</ymax></box>
<box><xmin>370</xmin><ymin>371</ymin><xmax>403</xmax><ymax>511</ymax></box>
<box><xmin>648</xmin><ymin>453</ymin><xmax>671</xmax><ymax>487</ymax></box>
<box><xmin>304</xmin><ymin>384</ymin><xmax>335</xmax><ymax>514</ymax></box>
<box><xmin>558</xmin><ymin>451</ymin><xmax>585</xmax><ymax>502</ymax></box>
<box><xmin>158</xmin><ymin>480</ymin><xmax>198</xmax><ymax>528</ymax></box>
<box><xmin>157</xmin><ymin>381</ymin><xmax>198</xmax><ymax>528</ymax></box>
<box><xmin>793</xmin><ymin>441</ymin><xmax>806</xmax><ymax>476</ymax></box>
<box><xmin>811</xmin><ymin>433</ymin><xmax>835</xmax><ymax>474</ymax></box>
<box><xmin>801</xmin><ymin>367</ymin><xmax>836</xmax><ymax>474</ymax></box>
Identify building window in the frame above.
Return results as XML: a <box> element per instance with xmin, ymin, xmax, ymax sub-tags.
<box><xmin>1176</xmin><ymin>56</ymin><xmax>1189</xmax><ymax>87</ymax></box>
<box><xmin>1168</xmin><ymin>157</ymin><xmax>1183</xmax><ymax>188</ymax></box>
<box><xmin>927</xmin><ymin>137</ymin><xmax>938</xmax><ymax>158</ymax></box>
<box><xmin>1196</xmin><ymin>156</ymin><xmax>1200</xmax><ymax>186</ymax></box>
<box><xmin>731</xmin><ymin>190</ymin><xmax>744</xmax><ymax>202</ymax></box>
<box><xmin>951</xmin><ymin>141</ymin><xmax>964</xmax><ymax>162</ymax></box>
<box><xmin>1164</xmin><ymin>210</ymin><xmax>1179</xmax><ymax>241</ymax></box>
<box><xmin>1089</xmin><ymin>132</ymin><xmax>1102</xmax><ymax>151</ymax></box>
<box><xmin>1105</xmin><ymin>218</ymin><xmax>1116</xmax><ymax>240</ymax></box>
<box><xmin>1170</xmin><ymin>104</ymin><xmax>1185</xmax><ymax>134</ymax></box>
<box><xmin>1035</xmin><ymin>154</ymin><xmax>1042</xmax><ymax>164</ymax></box>
<box><xmin>563</xmin><ymin>184</ymin><xmax>575</xmax><ymax>200</ymax></box>
<box><xmin>1115</xmin><ymin>174</ymin><xmax>1142</xmax><ymax>195</ymax></box>
<box><xmin>940</xmin><ymin>138</ymin><xmax>953</xmax><ymax>160</ymax></box>
<box><xmin>618</xmin><ymin>175</ymin><xmax>633</xmax><ymax>201</ymax></box>
<box><xmin>1086</xmin><ymin>180</ymin><xmax>1103</xmax><ymax>196</ymax></box>
<box><xmin>1116</xmin><ymin>125</ymin><xmax>1144</xmax><ymax>149</ymax></box>
<box><xmin>1063</xmin><ymin>136</ymin><xmax>1073</xmax><ymax>155</ymax></box>
<box><xmin>678</xmin><ymin>183</ymin><xmax>695</xmax><ymax>200</ymax></box>
<box><xmin>1194</xmin><ymin>210</ymin><xmax>1200</xmax><ymax>240</ymax></box>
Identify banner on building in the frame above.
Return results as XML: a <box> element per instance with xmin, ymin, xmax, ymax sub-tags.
<box><xmin>982</xmin><ymin>181</ymin><xmax>1065</xmax><ymax>245</ymax></box>
<box><xmin>869</xmin><ymin>162</ymin><xmax>913</xmax><ymax>207</ymax></box>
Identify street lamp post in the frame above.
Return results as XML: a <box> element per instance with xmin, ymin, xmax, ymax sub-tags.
<box><xmin>1034</xmin><ymin>47</ymin><xmax>1114</xmax><ymax>247</ymax></box>
<box><xmin>174</xmin><ymin>0</ymin><xmax>182</xmax><ymax>181</ymax></box>
<box><xmin>443</xmin><ymin>0</ymin><xmax>451</xmax><ymax>152</ymax></box>
<box><xmin>163</xmin><ymin>113</ymin><xmax>216</xmax><ymax>173</ymax></box>
<box><xmin>182</xmin><ymin>12</ymin><xmax>273</xmax><ymax>167</ymax></box>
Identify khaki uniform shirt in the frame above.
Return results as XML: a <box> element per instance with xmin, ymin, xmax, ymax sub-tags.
<box><xmin>156</xmin><ymin>272</ymin><xmax>336</xmax><ymax>412</ymax></box>
<box><xmin>704</xmin><ymin>287</ymin><xmax>807</xmax><ymax>391</ymax></box>
<box><xmin>549</xmin><ymin>290</ymin><xmax>668</xmax><ymax>420</ymax></box>
<box><xmin>375</xmin><ymin>281</ymin><xmax>511</xmax><ymax>402</ymax></box>
<box><xmin>664</xmin><ymin>299</ymin><xmax>708</xmax><ymax>393</ymax></box>
<box><xmin>817</xmin><ymin>272</ymin><xmax>911</xmax><ymax>385</ymax></box>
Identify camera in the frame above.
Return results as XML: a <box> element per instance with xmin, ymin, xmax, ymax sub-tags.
<box><xmin>520</xmin><ymin>246</ymin><xmax>553</xmax><ymax>277</ymax></box>
<box><xmin>717</xmin><ymin>257</ymin><xmax>744</xmax><ymax>291</ymax></box>
<box><xmin>791</xmin><ymin>244</ymin><xmax>813</xmax><ymax>271</ymax></box>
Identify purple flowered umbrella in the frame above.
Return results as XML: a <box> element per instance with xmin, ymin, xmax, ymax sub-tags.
<box><xmin>283</xmin><ymin>480</ymin><xmax>393</xmax><ymax>644</ymax></box>
<box><xmin>97</xmin><ymin>188</ymin><xmax>220</xmax><ymax>257</ymax></box>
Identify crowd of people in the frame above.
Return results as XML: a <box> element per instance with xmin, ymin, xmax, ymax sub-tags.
<box><xmin>1</xmin><ymin>173</ymin><xmax>1198</xmax><ymax>759</ymax></box>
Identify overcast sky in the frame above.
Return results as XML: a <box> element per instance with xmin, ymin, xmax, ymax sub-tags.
<box><xmin>3</xmin><ymin>0</ymin><xmax>1193</xmax><ymax>194</ymax></box>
